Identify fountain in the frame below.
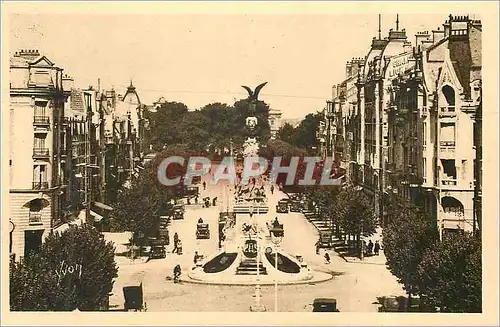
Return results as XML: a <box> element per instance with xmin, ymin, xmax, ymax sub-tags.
<box><xmin>187</xmin><ymin>83</ymin><xmax>332</xmax><ymax>293</ymax></box>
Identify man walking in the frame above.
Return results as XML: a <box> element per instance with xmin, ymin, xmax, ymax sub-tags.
<box><xmin>172</xmin><ymin>232</ymin><xmax>179</xmax><ymax>253</ymax></box>
<box><xmin>203</xmin><ymin>181</ymin><xmax>206</xmax><ymax>190</ymax></box>
<box><xmin>374</xmin><ymin>240</ymin><xmax>380</xmax><ymax>255</ymax></box>
<box><xmin>367</xmin><ymin>240</ymin><xmax>374</xmax><ymax>255</ymax></box>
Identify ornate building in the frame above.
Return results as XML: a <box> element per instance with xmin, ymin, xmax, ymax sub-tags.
<box><xmin>327</xmin><ymin>14</ymin><xmax>482</xmax><ymax>235</ymax></box>
<box><xmin>268</xmin><ymin>108</ymin><xmax>283</xmax><ymax>139</ymax></box>
<box><xmin>9</xmin><ymin>50</ymin><xmax>71</xmax><ymax>258</ymax></box>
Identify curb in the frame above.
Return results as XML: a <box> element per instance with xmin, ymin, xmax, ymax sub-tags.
<box><xmin>181</xmin><ymin>271</ymin><xmax>335</xmax><ymax>286</ymax></box>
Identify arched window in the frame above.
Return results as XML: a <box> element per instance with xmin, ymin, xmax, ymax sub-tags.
<box><xmin>441</xmin><ymin>196</ymin><xmax>464</xmax><ymax>216</ymax></box>
<box><xmin>442</xmin><ymin>85</ymin><xmax>455</xmax><ymax>106</ymax></box>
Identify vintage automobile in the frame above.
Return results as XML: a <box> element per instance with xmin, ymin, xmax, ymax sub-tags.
<box><xmin>172</xmin><ymin>204</ymin><xmax>185</xmax><ymax>220</ymax></box>
<box><xmin>123</xmin><ymin>283</ymin><xmax>147</xmax><ymax>311</ymax></box>
<box><xmin>289</xmin><ymin>200</ymin><xmax>302</xmax><ymax>212</ymax></box>
<box><xmin>158</xmin><ymin>226</ymin><xmax>169</xmax><ymax>245</ymax></box>
<box><xmin>276</xmin><ymin>199</ymin><xmax>289</xmax><ymax>213</ymax></box>
<box><xmin>312</xmin><ymin>298</ymin><xmax>340</xmax><ymax>312</ymax></box>
<box><xmin>186</xmin><ymin>186</ymin><xmax>199</xmax><ymax>197</ymax></box>
<box><xmin>149</xmin><ymin>244</ymin><xmax>166</xmax><ymax>259</ymax></box>
<box><xmin>196</xmin><ymin>223</ymin><xmax>210</xmax><ymax>239</ymax></box>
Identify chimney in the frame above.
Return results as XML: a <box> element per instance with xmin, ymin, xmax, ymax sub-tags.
<box><xmin>443</xmin><ymin>16</ymin><xmax>451</xmax><ymax>37</ymax></box>
<box><xmin>332</xmin><ymin>85</ymin><xmax>338</xmax><ymax>100</ymax></box>
<box><xmin>346</xmin><ymin>61</ymin><xmax>352</xmax><ymax>78</ymax></box>
<box><xmin>415</xmin><ymin>31</ymin><xmax>431</xmax><ymax>46</ymax></box>
<box><xmin>62</xmin><ymin>74</ymin><xmax>74</xmax><ymax>91</ymax></box>
<box><xmin>432</xmin><ymin>27</ymin><xmax>445</xmax><ymax>44</ymax></box>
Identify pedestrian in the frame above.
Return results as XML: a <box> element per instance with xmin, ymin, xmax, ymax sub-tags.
<box><xmin>177</xmin><ymin>239</ymin><xmax>183</xmax><ymax>255</ymax></box>
<box><xmin>205</xmin><ymin>198</ymin><xmax>210</xmax><ymax>208</ymax></box>
<box><xmin>324</xmin><ymin>252</ymin><xmax>330</xmax><ymax>264</ymax></box>
<box><xmin>172</xmin><ymin>232</ymin><xmax>179</xmax><ymax>253</ymax></box>
<box><xmin>315</xmin><ymin>240</ymin><xmax>320</xmax><ymax>255</ymax></box>
<box><xmin>187</xmin><ymin>197</ymin><xmax>191</xmax><ymax>205</ymax></box>
<box><xmin>195</xmin><ymin>196</ymin><xmax>198</xmax><ymax>204</ymax></box>
<box><xmin>270</xmin><ymin>185</ymin><xmax>274</xmax><ymax>194</ymax></box>
<box><xmin>367</xmin><ymin>240</ymin><xmax>374</xmax><ymax>255</ymax></box>
<box><xmin>194</xmin><ymin>251</ymin><xmax>199</xmax><ymax>264</ymax></box>
<box><xmin>212</xmin><ymin>197</ymin><xmax>217</xmax><ymax>206</ymax></box>
<box><xmin>203</xmin><ymin>181</ymin><xmax>206</xmax><ymax>190</ymax></box>
<box><xmin>374</xmin><ymin>240</ymin><xmax>380</xmax><ymax>255</ymax></box>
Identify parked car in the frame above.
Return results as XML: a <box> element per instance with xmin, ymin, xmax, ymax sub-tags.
<box><xmin>312</xmin><ymin>298</ymin><xmax>339</xmax><ymax>312</ymax></box>
<box><xmin>196</xmin><ymin>223</ymin><xmax>210</xmax><ymax>239</ymax></box>
<box><xmin>172</xmin><ymin>205</ymin><xmax>185</xmax><ymax>220</ymax></box>
<box><xmin>276</xmin><ymin>199</ymin><xmax>289</xmax><ymax>213</ymax></box>
<box><xmin>289</xmin><ymin>200</ymin><xmax>302</xmax><ymax>212</ymax></box>
<box><xmin>149</xmin><ymin>245</ymin><xmax>166</xmax><ymax>259</ymax></box>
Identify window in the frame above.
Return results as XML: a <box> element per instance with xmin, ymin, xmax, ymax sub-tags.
<box><xmin>34</xmin><ymin>135</ymin><xmax>46</xmax><ymax>149</ymax></box>
<box><xmin>33</xmin><ymin>165</ymin><xmax>47</xmax><ymax>183</ymax></box>
<box><xmin>440</xmin><ymin>123</ymin><xmax>455</xmax><ymax>146</ymax></box>
<box><xmin>33</xmin><ymin>70</ymin><xmax>50</xmax><ymax>85</ymax></box>
<box><xmin>441</xmin><ymin>159</ymin><xmax>457</xmax><ymax>179</ymax></box>
<box><xmin>423</xmin><ymin>158</ymin><xmax>427</xmax><ymax>178</ymax></box>
<box><xmin>442</xmin><ymin>85</ymin><xmax>455</xmax><ymax>106</ymax></box>
<box><xmin>34</xmin><ymin>101</ymin><xmax>47</xmax><ymax>116</ymax></box>
<box><xmin>422</xmin><ymin>122</ymin><xmax>427</xmax><ymax>146</ymax></box>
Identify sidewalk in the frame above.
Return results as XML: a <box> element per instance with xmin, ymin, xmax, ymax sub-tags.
<box><xmin>332</xmin><ymin>227</ymin><xmax>387</xmax><ymax>265</ymax></box>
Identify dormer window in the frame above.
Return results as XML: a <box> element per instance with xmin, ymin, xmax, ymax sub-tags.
<box><xmin>32</xmin><ymin>70</ymin><xmax>50</xmax><ymax>86</ymax></box>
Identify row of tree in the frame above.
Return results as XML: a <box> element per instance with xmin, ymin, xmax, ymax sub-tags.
<box><xmin>383</xmin><ymin>194</ymin><xmax>481</xmax><ymax>312</ymax></box>
<box><xmin>145</xmin><ymin>99</ymin><xmax>271</xmax><ymax>154</ymax></box>
<box><xmin>304</xmin><ymin>184</ymin><xmax>377</xmax><ymax>252</ymax></box>
<box><xmin>276</xmin><ymin>112</ymin><xmax>324</xmax><ymax>154</ymax></box>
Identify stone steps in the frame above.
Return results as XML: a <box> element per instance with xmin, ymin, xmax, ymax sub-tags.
<box><xmin>236</xmin><ymin>259</ymin><xmax>267</xmax><ymax>275</ymax></box>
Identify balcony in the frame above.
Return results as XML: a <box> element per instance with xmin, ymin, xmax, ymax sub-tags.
<box><xmin>440</xmin><ymin>106</ymin><xmax>456</xmax><ymax>118</ymax></box>
<box><xmin>32</xmin><ymin>181</ymin><xmax>49</xmax><ymax>190</ymax></box>
<box><xmin>33</xmin><ymin>148</ymin><xmax>50</xmax><ymax>158</ymax></box>
<box><xmin>33</xmin><ymin>116</ymin><xmax>50</xmax><ymax>125</ymax></box>
<box><xmin>29</xmin><ymin>212</ymin><xmax>43</xmax><ymax>224</ymax></box>
<box><xmin>439</xmin><ymin>141</ymin><xmax>455</xmax><ymax>158</ymax></box>
<box><xmin>441</xmin><ymin>178</ymin><xmax>457</xmax><ymax>186</ymax></box>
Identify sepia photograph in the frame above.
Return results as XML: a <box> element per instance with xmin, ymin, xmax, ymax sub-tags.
<box><xmin>2</xmin><ymin>1</ymin><xmax>499</xmax><ymax>326</ymax></box>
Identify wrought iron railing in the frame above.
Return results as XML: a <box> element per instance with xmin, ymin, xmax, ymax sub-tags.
<box><xmin>33</xmin><ymin>148</ymin><xmax>50</xmax><ymax>157</ymax></box>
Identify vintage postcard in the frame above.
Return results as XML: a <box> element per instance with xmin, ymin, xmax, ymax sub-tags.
<box><xmin>2</xmin><ymin>1</ymin><xmax>498</xmax><ymax>326</ymax></box>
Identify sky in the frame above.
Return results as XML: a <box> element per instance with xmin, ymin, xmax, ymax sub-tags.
<box><xmin>9</xmin><ymin>11</ymin><xmax>450</xmax><ymax>119</ymax></box>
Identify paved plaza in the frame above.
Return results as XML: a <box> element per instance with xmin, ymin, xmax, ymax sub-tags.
<box><xmin>106</xmin><ymin>176</ymin><xmax>406</xmax><ymax>312</ymax></box>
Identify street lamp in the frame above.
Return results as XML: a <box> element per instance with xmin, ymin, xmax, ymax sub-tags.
<box><xmin>270</xmin><ymin>226</ymin><xmax>284</xmax><ymax>312</ymax></box>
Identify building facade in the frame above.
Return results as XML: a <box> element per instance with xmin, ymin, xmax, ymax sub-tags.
<box><xmin>327</xmin><ymin>15</ymin><xmax>482</xmax><ymax>235</ymax></box>
<box><xmin>9</xmin><ymin>49</ymin><xmax>147</xmax><ymax>258</ymax></box>
<box><xmin>9</xmin><ymin>50</ymin><xmax>71</xmax><ymax>258</ymax></box>
<box><xmin>268</xmin><ymin>108</ymin><xmax>283</xmax><ymax>140</ymax></box>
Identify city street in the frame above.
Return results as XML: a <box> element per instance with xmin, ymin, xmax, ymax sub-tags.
<box><xmin>106</xmin><ymin>176</ymin><xmax>406</xmax><ymax>312</ymax></box>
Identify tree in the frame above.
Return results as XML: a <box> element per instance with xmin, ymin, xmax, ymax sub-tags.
<box><xmin>418</xmin><ymin>232</ymin><xmax>481</xmax><ymax>312</ymax></box>
<box><xmin>10</xmin><ymin>225</ymin><xmax>117</xmax><ymax>311</ymax></box>
<box><xmin>291</xmin><ymin>112</ymin><xmax>323</xmax><ymax>152</ymax></box>
<box><xmin>332</xmin><ymin>186</ymin><xmax>377</xmax><ymax>250</ymax></box>
<box><xmin>147</xmin><ymin>101</ymin><xmax>189</xmax><ymax>150</ymax></box>
<box><xmin>177</xmin><ymin>111</ymin><xmax>211</xmax><ymax>152</ymax></box>
<box><xmin>276</xmin><ymin>123</ymin><xmax>296</xmax><ymax>144</ymax></box>
<box><xmin>382</xmin><ymin>194</ymin><xmax>439</xmax><ymax>307</ymax></box>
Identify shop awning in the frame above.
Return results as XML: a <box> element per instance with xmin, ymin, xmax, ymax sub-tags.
<box><xmin>93</xmin><ymin>201</ymin><xmax>113</xmax><ymax>211</ymax></box>
<box><xmin>90</xmin><ymin>210</ymin><xmax>104</xmax><ymax>222</ymax></box>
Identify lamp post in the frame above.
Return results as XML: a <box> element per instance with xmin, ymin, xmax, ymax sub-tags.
<box><xmin>270</xmin><ymin>227</ymin><xmax>284</xmax><ymax>312</ymax></box>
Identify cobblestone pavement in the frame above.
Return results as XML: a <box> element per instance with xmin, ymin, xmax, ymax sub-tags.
<box><xmin>106</xmin><ymin>175</ymin><xmax>406</xmax><ymax>312</ymax></box>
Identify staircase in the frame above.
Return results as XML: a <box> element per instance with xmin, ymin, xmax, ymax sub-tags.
<box><xmin>236</xmin><ymin>258</ymin><xmax>267</xmax><ymax>275</ymax></box>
